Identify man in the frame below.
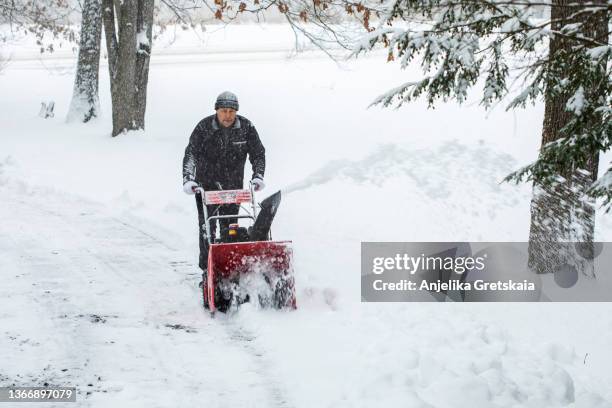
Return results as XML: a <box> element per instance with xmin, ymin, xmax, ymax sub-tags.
<box><xmin>182</xmin><ymin>91</ymin><xmax>266</xmax><ymax>282</ymax></box>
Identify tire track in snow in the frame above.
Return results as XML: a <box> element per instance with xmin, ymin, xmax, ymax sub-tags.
<box><xmin>223</xmin><ymin>322</ymin><xmax>294</xmax><ymax>408</ymax></box>
<box><xmin>179</xmin><ymin>278</ymin><xmax>295</xmax><ymax>408</ymax></box>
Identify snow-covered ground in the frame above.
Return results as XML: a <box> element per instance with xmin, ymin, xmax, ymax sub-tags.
<box><xmin>1</xmin><ymin>24</ymin><xmax>612</xmax><ymax>408</ymax></box>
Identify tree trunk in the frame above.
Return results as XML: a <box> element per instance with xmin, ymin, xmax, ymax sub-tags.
<box><xmin>66</xmin><ymin>0</ymin><xmax>102</xmax><ymax>123</ymax></box>
<box><xmin>102</xmin><ymin>0</ymin><xmax>153</xmax><ymax>136</ymax></box>
<box><xmin>528</xmin><ymin>0</ymin><xmax>608</xmax><ymax>274</ymax></box>
<box><xmin>135</xmin><ymin>0</ymin><xmax>154</xmax><ymax>128</ymax></box>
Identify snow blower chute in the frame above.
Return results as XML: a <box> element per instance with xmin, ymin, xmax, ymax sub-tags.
<box><xmin>195</xmin><ymin>184</ymin><xmax>295</xmax><ymax>313</ymax></box>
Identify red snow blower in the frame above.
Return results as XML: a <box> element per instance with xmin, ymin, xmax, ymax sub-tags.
<box><xmin>195</xmin><ymin>184</ymin><xmax>296</xmax><ymax>313</ymax></box>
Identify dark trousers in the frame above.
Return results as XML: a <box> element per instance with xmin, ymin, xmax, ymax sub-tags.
<box><xmin>195</xmin><ymin>192</ymin><xmax>239</xmax><ymax>270</ymax></box>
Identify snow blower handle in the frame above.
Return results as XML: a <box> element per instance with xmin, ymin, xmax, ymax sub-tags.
<box><xmin>193</xmin><ymin>184</ymin><xmax>254</xmax><ymax>201</ymax></box>
<box><xmin>195</xmin><ymin>184</ymin><xmax>258</xmax><ymax>218</ymax></box>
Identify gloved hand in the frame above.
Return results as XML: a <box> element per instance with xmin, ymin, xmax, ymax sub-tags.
<box><xmin>251</xmin><ymin>177</ymin><xmax>265</xmax><ymax>192</ymax></box>
<box><xmin>183</xmin><ymin>181</ymin><xmax>199</xmax><ymax>195</ymax></box>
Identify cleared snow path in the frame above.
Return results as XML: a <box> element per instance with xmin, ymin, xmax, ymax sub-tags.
<box><xmin>0</xmin><ymin>182</ymin><xmax>292</xmax><ymax>408</ymax></box>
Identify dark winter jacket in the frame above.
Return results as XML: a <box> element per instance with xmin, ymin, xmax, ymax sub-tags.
<box><xmin>183</xmin><ymin>114</ymin><xmax>266</xmax><ymax>191</ymax></box>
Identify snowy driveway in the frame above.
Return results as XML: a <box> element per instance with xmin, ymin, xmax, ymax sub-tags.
<box><xmin>0</xmin><ymin>183</ymin><xmax>293</xmax><ymax>407</ymax></box>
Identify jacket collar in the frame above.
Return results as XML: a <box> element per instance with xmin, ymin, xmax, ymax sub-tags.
<box><xmin>212</xmin><ymin>115</ymin><xmax>241</xmax><ymax>130</ymax></box>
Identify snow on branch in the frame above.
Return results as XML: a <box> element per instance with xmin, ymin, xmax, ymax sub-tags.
<box><xmin>589</xmin><ymin>166</ymin><xmax>612</xmax><ymax>211</ymax></box>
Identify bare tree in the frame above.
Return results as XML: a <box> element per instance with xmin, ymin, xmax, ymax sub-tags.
<box><xmin>102</xmin><ymin>0</ymin><xmax>154</xmax><ymax>136</ymax></box>
<box><xmin>0</xmin><ymin>0</ymin><xmax>78</xmax><ymax>52</ymax></box>
<box><xmin>0</xmin><ymin>52</ymin><xmax>9</xmax><ymax>73</ymax></box>
<box><xmin>67</xmin><ymin>0</ymin><xmax>103</xmax><ymax>123</ymax></box>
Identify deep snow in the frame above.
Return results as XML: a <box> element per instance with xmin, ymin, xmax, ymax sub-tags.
<box><xmin>1</xmin><ymin>23</ymin><xmax>612</xmax><ymax>408</ymax></box>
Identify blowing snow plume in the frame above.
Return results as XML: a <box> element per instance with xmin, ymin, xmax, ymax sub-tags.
<box><xmin>281</xmin><ymin>142</ymin><xmax>519</xmax><ymax>197</ymax></box>
<box><xmin>281</xmin><ymin>160</ymin><xmax>352</xmax><ymax>195</ymax></box>
<box><xmin>279</xmin><ymin>144</ymin><xmax>409</xmax><ymax>195</ymax></box>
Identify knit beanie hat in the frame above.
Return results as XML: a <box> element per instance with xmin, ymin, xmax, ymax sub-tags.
<box><xmin>215</xmin><ymin>91</ymin><xmax>239</xmax><ymax>111</ymax></box>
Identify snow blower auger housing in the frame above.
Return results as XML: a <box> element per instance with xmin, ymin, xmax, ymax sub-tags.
<box><xmin>195</xmin><ymin>184</ymin><xmax>295</xmax><ymax>313</ymax></box>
